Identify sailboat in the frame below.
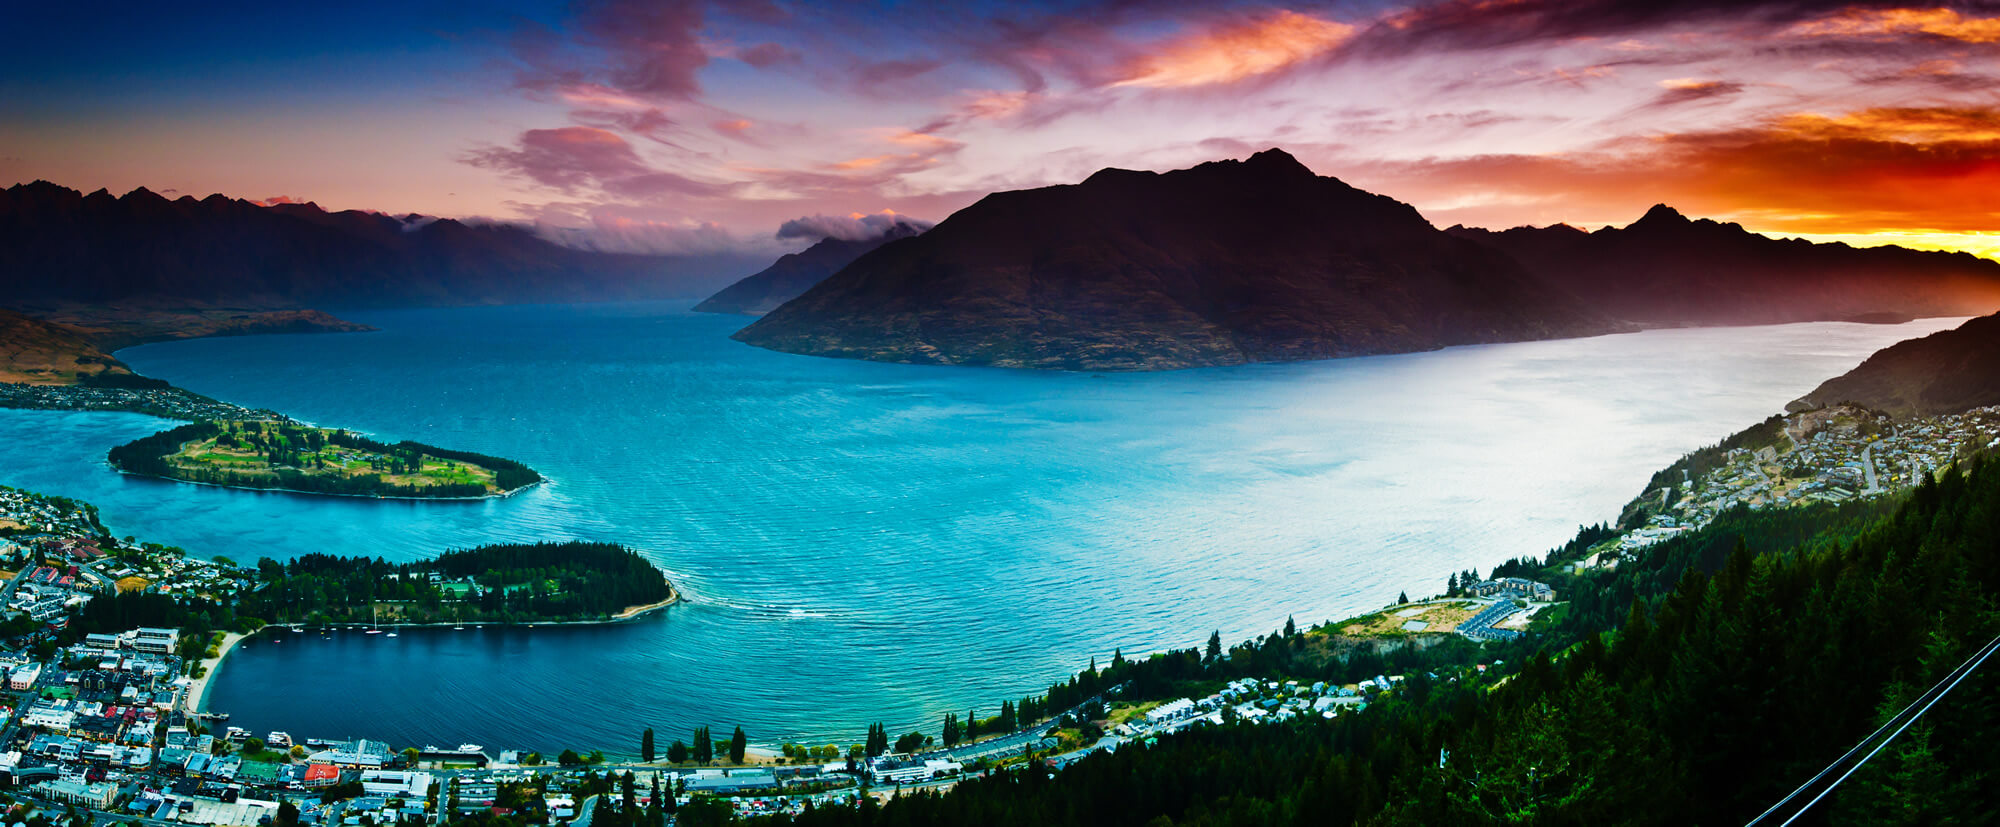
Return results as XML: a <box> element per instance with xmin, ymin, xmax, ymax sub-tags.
<box><xmin>366</xmin><ymin>605</ymin><xmax>383</xmax><ymax>635</ymax></box>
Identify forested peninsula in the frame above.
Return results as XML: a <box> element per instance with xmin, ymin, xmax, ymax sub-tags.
<box><xmin>236</xmin><ymin>542</ymin><xmax>676</xmax><ymax>626</ymax></box>
<box><xmin>107</xmin><ymin>419</ymin><xmax>541</xmax><ymax>499</ymax></box>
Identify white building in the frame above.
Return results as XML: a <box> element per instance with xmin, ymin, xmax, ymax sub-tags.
<box><xmin>361</xmin><ymin>769</ymin><xmax>434</xmax><ymax>798</ymax></box>
<box><xmin>132</xmin><ymin>627</ymin><xmax>179</xmax><ymax>654</ymax></box>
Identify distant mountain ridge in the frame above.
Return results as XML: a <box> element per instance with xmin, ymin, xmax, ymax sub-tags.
<box><xmin>734</xmin><ymin>149</ymin><xmax>1620</xmax><ymax>371</ymax></box>
<box><xmin>1791</xmin><ymin>312</ymin><xmax>2000</xmax><ymax>417</ymax></box>
<box><xmin>0</xmin><ymin>181</ymin><xmax>757</xmax><ymax>311</ymax></box>
<box><xmin>694</xmin><ymin>220</ymin><xmax>924</xmax><ymax>315</ymax></box>
<box><xmin>1447</xmin><ymin>206</ymin><xmax>2000</xmax><ymax>327</ymax></box>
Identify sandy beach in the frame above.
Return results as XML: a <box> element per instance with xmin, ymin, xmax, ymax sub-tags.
<box><xmin>182</xmin><ymin>630</ymin><xmax>250</xmax><ymax>714</ymax></box>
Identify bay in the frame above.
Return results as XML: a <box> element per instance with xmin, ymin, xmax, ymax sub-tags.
<box><xmin>0</xmin><ymin>302</ymin><xmax>1960</xmax><ymax>754</ymax></box>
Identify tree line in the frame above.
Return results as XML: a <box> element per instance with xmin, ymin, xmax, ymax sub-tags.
<box><xmin>234</xmin><ymin>542</ymin><xmax>672</xmax><ymax>625</ymax></box>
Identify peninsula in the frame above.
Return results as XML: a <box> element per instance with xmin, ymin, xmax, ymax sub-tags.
<box><xmin>106</xmin><ymin>420</ymin><xmax>542</xmax><ymax>499</ymax></box>
<box><xmin>234</xmin><ymin>541</ymin><xmax>677</xmax><ymax>626</ymax></box>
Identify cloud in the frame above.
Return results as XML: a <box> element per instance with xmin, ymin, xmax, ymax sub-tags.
<box><xmin>253</xmin><ymin>195</ymin><xmax>309</xmax><ymax>206</ymax></box>
<box><xmin>1112</xmin><ymin>10</ymin><xmax>1356</xmax><ymax>89</ymax></box>
<box><xmin>465</xmin><ymin>126</ymin><xmax>731</xmax><ymax>198</ymax></box>
<box><xmin>736</xmin><ymin>41</ymin><xmax>801</xmax><ymax>68</ymax></box>
<box><xmin>775</xmin><ymin>210</ymin><xmax>933</xmax><ymax>242</ymax></box>
<box><xmin>1787</xmin><ymin>6</ymin><xmax>2000</xmax><ymax>43</ymax></box>
<box><xmin>1351</xmin><ymin>105</ymin><xmax>2000</xmax><ymax>235</ymax></box>
<box><xmin>510</xmin><ymin>0</ymin><xmax>709</xmax><ymax>104</ymax></box>
<box><xmin>1647</xmin><ymin>77</ymin><xmax>1745</xmax><ymax>107</ymax></box>
<box><xmin>1361</xmin><ymin>0</ymin><xmax>1863</xmax><ymax>54</ymax></box>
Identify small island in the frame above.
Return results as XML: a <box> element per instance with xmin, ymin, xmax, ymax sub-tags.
<box><xmin>107</xmin><ymin>420</ymin><xmax>541</xmax><ymax>499</ymax></box>
<box><xmin>237</xmin><ymin>541</ymin><xmax>677</xmax><ymax>626</ymax></box>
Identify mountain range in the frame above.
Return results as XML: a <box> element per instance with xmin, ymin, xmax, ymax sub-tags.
<box><xmin>734</xmin><ymin>149</ymin><xmax>1620</xmax><ymax>371</ymax></box>
<box><xmin>1449</xmin><ymin>206</ymin><xmax>2000</xmax><ymax>327</ymax></box>
<box><xmin>694</xmin><ymin>220</ymin><xmax>925</xmax><ymax>315</ymax></box>
<box><xmin>732</xmin><ymin>150</ymin><xmax>2000</xmax><ymax>371</ymax></box>
<box><xmin>0</xmin><ymin>181</ymin><xmax>759</xmax><ymax>312</ymax></box>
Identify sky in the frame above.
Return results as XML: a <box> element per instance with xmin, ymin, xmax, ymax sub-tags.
<box><xmin>5</xmin><ymin>0</ymin><xmax>2000</xmax><ymax>259</ymax></box>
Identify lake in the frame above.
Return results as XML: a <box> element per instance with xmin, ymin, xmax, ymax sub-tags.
<box><xmin>0</xmin><ymin>303</ymin><xmax>1960</xmax><ymax>754</ymax></box>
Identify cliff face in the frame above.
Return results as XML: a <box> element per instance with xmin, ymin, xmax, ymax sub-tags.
<box><xmin>1448</xmin><ymin>207</ymin><xmax>2000</xmax><ymax>327</ymax></box>
<box><xmin>695</xmin><ymin>222</ymin><xmax>924</xmax><ymax>315</ymax></box>
<box><xmin>1792</xmin><ymin>312</ymin><xmax>2000</xmax><ymax>417</ymax></box>
<box><xmin>734</xmin><ymin>149</ymin><xmax>1619</xmax><ymax>371</ymax></box>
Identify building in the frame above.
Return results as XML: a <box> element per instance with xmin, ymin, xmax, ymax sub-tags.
<box><xmin>10</xmin><ymin>663</ymin><xmax>42</xmax><ymax>691</ymax></box>
<box><xmin>868</xmin><ymin>756</ymin><xmax>931</xmax><ymax>785</ymax></box>
<box><xmin>22</xmin><ymin>700</ymin><xmax>78</xmax><ymax>732</ymax></box>
<box><xmin>1465</xmin><ymin>578</ymin><xmax>1554</xmax><ymax>601</ymax></box>
<box><xmin>309</xmin><ymin>738</ymin><xmax>393</xmax><ymax>768</ymax></box>
<box><xmin>132</xmin><ymin>627</ymin><xmax>179</xmax><ymax>654</ymax></box>
<box><xmin>34</xmin><ymin>778</ymin><xmax>116</xmax><ymax>808</ymax></box>
<box><xmin>1145</xmin><ymin>698</ymin><xmax>1196</xmax><ymax>723</ymax></box>
<box><xmin>301</xmin><ymin>763</ymin><xmax>343</xmax><ymax>789</ymax></box>
<box><xmin>361</xmin><ymin>769</ymin><xmax>435</xmax><ymax>798</ymax></box>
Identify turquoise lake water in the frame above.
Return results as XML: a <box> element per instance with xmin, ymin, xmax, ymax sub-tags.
<box><xmin>0</xmin><ymin>303</ymin><xmax>1961</xmax><ymax>753</ymax></box>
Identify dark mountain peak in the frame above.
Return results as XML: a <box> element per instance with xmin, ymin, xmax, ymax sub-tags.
<box><xmin>1242</xmin><ymin>147</ymin><xmax>1312</xmax><ymax>175</ymax></box>
<box><xmin>1630</xmin><ymin>203</ymin><xmax>1689</xmax><ymax>229</ymax></box>
<box><xmin>1080</xmin><ymin>166</ymin><xmax>1157</xmax><ymax>187</ymax></box>
<box><xmin>14</xmin><ymin>180</ymin><xmax>76</xmax><ymax>198</ymax></box>
<box><xmin>696</xmin><ymin>219</ymin><xmax>930</xmax><ymax>315</ymax></box>
<box><xmin>121</xmin><ymin>186</ymin><xmax>167</xmax><ymax>204</ymax></box>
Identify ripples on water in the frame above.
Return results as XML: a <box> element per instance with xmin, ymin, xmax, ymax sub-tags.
<box><xmin>0</xmin><ymin>303</ymin><xmax>1962</xmax><ymax>753</ymax></box>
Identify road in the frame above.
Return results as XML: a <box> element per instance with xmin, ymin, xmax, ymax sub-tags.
<box><xmin>1860</xmin><ymin>441</ymin><xmax>1882</xmax><ymax>493</ymax></box>
<box><xmin>569</xmin><ymin>794</ymin><xmax>599</xmax><ymax>827</ymax></box>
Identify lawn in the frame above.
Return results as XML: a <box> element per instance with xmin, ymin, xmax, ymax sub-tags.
<box><xmin>1338</xmin><ymin>600</ymin><xmax>1482</xmax><ymax>637</ymax></box>
<box><xmin>168</xmin><ymin>422</ymin><xmax>500</xmax><ymax>493</ymax></box>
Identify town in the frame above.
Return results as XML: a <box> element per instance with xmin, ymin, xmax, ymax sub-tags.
<box><xmin>1596</xmin><ymin>404</ymin><xmax>2000</xmax><ymax>564</ymax></box>
<box><xmin>0</xmin><ymin>383</ymin><xmax>274</xmax><ymax>424</ymax></box>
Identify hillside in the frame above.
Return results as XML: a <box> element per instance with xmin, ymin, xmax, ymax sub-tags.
<box><xmin>0</xmin><ymin>181</ymin><xmax>757</xmax><ymax>311</ymax></box>
<box><xmin>734</xmin><ymin>149</ymin><xmax>1618</xmax><ymax>371</ymax></box>
<box><xmin>694</xmin><ymin>221</ymin><xmax>924</xmax><ymax>315</ymax></box>
<box><xmin>754</xmin><ymin>457</ymin><xmax>2000</xmax><ymax>826</ymax></box>
<box><xmin>1792</xmin><ymin>311</ymin><xmax>2000</xmax><ymax>417</ymax></box>
<box><xmin>0</xmin><ymin>308</ymin><xmax>130</xmax><ymax>384</ymax></box>
<box><xmin>1449</xmin><ymin>206</ymin><xmax>2000</xmax><ymax>326</ymax></box>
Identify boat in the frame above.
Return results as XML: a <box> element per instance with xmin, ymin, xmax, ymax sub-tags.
<box><xmin>366</xmin><ymin>605</ymin><xmax>383</xmax><ymax>634</ymax></box>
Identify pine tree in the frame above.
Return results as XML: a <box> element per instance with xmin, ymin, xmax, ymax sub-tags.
<box><xmin>1397</xmin><ymin>591</ymin><xmax>1409</xmax><ymax>605</ymax></box>
<box><xmin>641</xmin><ymin>728</ymin><xmax>655</xmax><ymax>763</ymax></box>
<box><xmin>729</xmin><ymin>726</ymin><xmax>748</xmax><ymax>764</ymax></box>
<box><xmin>692</xmin><ymin>727</ymin><xmax>712</xmax><ymax>764</ymax></box>
<box><xmin>1206</xmin><ymin>629</ymin><xmax>1223</xmax><ymax>663</ymax></box>
<box><xmin>1284</xmin><ymin>615</ymin><xmax>1297</xmax><ymax>636</ymax></box>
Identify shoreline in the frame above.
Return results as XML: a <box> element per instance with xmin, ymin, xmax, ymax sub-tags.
<box><xmin>185</xmin><ymin>630</ymin><xmax>250</xmax><ymax>714</ymax></box>
<box><xmin>108</xmin><ymin>465</ymin><xmax>542</xmax><ymax>502</ymax></box>
<box><xmin>251</xmin><ymin>587</ymin><xmax>681</xmax><ymax>633</ymax></box>
<box><xmin>198</xmin><ymin>589</ymin><xmax>679</xmax><ymax>715</ymax></box>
